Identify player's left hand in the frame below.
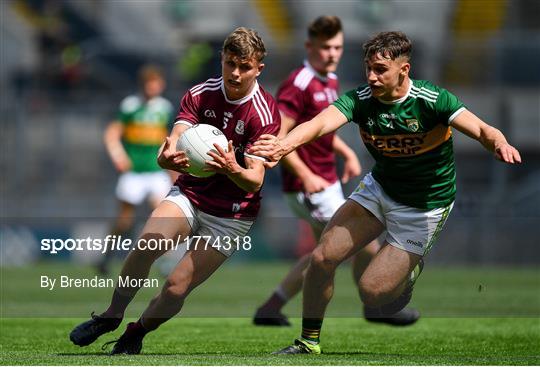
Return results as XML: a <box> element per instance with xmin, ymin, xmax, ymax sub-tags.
<box><xmin>158</xmin><ymin>137</ymin><xmax>190</xmax><ymax>173</ymax></box>
<box><xmin>247</xmin><ymin>134</ymin><xmax>285</xmax><ymax>163</ymax></box>
<box><xmin>494</xmin><ymin>143</ymin><xmax>522</xmax><ymax>164</ymax></box>
<box><xmin>341</xmin><ymin>155</ymin><xmax>362</xmax><ymax>184</ymax></box>
<box><xmin>205</xmin><ymin>140</ymin><xmax>242</xmax><ymax>175</ymax></box>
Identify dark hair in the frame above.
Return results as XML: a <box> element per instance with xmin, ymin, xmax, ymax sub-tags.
<box><xmin>222</xmin><ymin>27</ymin><xmax>267</xmax><ymax>62</ymax></box>
<box><xmin>308</xmin><ymin>15</ymin><xmax>342</xmax><ymax>40</ymax></box>
<box><xmin>363</xmin><ymin>31</ymin><xmax>412</xmax><ymax>61</ymax></box>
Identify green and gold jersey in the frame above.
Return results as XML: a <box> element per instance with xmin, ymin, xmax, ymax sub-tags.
<box><xmin>333</xmin><ymin>79</ymin><xmax>466</xmax><ymax>209</ymax></box>
<box><xmin>118</xmin><ymin>95</ymin><xmax>173</xmax><ymax>172</ymax></box>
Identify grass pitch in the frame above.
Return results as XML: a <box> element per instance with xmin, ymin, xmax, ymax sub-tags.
<box><xmin>1</xmin><ymin>262</ymin><xmax>539</xmax><ymax>365</ymax></box>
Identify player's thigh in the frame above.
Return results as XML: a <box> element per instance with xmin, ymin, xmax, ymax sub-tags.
<box><xmin>136</xmin><ymin>200</ymin><xmax>193</xmax><ymax>258</ymax></box>
<box><xmin>316</xmin><ymin>199</ymin><xmax>385</xmax><ymax>265</ymax></box>
<box><xmin>196</xmin><ymin>212</ymin><xmax>253</xmax><ymax>257</ymax></box>
<box><xmin>360</xmin><ymin>242</ymin><xmax>421</xmax><ymax>294</ymax></box>
<box><xmin>114</xmin><ymin>200</ymin><xmax>136</xmax><ymax>229</ymax></box>
<box><xmin>351</xmin><ymin>239</ymin><xmax>382</xmax><ymax>282</ymax></box>
<box><xmin>285</xmin><ymin>181</ymin><xmax>346</xmax><ymax>237</ymax></box>
<box><xmin>165</xmin><ymin>213</ymin><xmax>253</xmax><ymax>294</ymax></box>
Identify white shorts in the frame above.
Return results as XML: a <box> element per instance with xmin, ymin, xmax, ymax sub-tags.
<box><xmin>164</xmin><ymin>186</ymin><xmax>253</xmax><ymax>257</ymax></box>
<box><xmin>348</xmin><ymin>173</ymin><xmax>453</xmax><ymax>256</ymax></box>
<box><xmin>285</xmin><ymin>181</ymin><xmax>346</xmax><ymax>234</ymax></box>
<box><xmin>116</xmin><ymin>171</ymin><xmax>171</xmax><ymax>205</ymax></box>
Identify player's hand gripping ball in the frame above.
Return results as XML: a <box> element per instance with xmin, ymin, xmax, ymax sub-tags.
<box><xmin>176</xmin><ymin>124</ymin><xmax>228</xmax><ymax>177</ymax></box>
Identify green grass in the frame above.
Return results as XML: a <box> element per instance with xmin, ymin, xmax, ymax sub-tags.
<box><xmin>1</xmin><ymin>262</ymin><xmax>539</xmax><ymax>365</ymax></box>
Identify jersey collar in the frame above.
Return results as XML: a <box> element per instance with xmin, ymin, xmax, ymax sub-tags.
<box><xmin>303</xmin><ymin>60</ymin><xmax>336</xmax><ymax>82</ymax></box>
<box><xmin>221</xmin><ymin>79</ymin><xmax>260</xmax><ymax>105</ymax></box>
<box><xmin>377</xmin><ymin>79</ymin><xmax>413</xmax><ymax>105</ymax></box>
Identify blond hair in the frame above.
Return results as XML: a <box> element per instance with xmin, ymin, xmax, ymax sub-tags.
<box><xmin>222</xmin><ymin>27</ymin><xmax>267</xmax><ymax>62</ymax></box>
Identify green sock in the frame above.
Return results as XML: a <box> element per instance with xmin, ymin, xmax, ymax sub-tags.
<box><xmin>301</xmin><ymin>318</ymin><xmax>323</xmax><ymax>344</ymax></box>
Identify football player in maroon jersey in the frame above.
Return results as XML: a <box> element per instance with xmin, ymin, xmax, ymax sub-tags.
<box><xmin>70</xmin><ymin>27</ymin><xmax>280</xmax><ymax>355</ymax></box>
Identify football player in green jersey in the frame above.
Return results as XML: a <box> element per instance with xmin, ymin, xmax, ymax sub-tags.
<box><xmin>249</xmin><ymin>31</ymin><xmax>521</xmax><ymax>354</ymax></box>
<box><xmin>99</xmin><ymin>65</ymin><xmax>175</xmax><ymax>276</ymax></box>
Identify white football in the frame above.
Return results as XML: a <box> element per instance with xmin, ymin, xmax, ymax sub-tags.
<box><xmin>176</xmin><ymin>124</ymin><xmax>228</xmax><ymax>177</ymax></box>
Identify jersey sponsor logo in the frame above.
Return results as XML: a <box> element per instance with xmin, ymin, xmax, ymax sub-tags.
<box><xmin>360</xmin><ymin>124</ymin><xmax>452</xmax><ymax>157</ymax></box>
<box><xmin>367</xmin><ymin>117</ymin><xmax>375</xmax><ymax>127</ymax></box>
<box><xmin>379</xmin><ymin>113</ymin><xmax>397</xmax><ymax>129</ymax></box>
<box><xmin>406</xmin><ymin>119</ymin><xmax>419</xmax><ymax>132</ymax></box>
<box><xmin>232</xmin><ymin>203</ymin><xmax>241</xmax><ymax>213</ymax></box>
<box><xmin>167</xmin><ymin>186</ymin><xmax>180</xmax><ymax>197</ymax></box>
<box><xmin>380</xmin><ymin>113</ymin><xmax>397</xmax><ymax>119</ymax></box>
<box><xmin>406</xmin><ymin>239</ymin><xmax>423</xmax><ymax>248</ymax></box>
<box><xmin>235</xmin><ymin>120</ymin><xmax>245</xmax><ymax>135</ymax></box>
<box><xmin>204</xmin><ymin>109</ymin><xmax>217</xmax><ymax>118</ymax></box>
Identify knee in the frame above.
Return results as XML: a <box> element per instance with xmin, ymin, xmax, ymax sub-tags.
<box><xmin>162</xmin><ymin>274</ymin><xmax>191</xmax><ymax>301</ymax></box>
<box><xmin>134</xmin><ymin>233</ymin><xmax>166</xmax><ymax>258</ymax></box>
<box><xmin>310</xmin><ymin>247</ymin><xmax>339</xmax><ymax>273</ymax></box>
<box><xmin>358</xmin><ymin>278</ymin><xmax>393</xmax><ymax>307</ymax></box>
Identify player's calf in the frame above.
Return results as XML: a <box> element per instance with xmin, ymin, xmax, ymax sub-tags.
<box><xmin>366</xmin><ymin>259</ymin><xmax>424</xmax><ymax>316</ymax></box>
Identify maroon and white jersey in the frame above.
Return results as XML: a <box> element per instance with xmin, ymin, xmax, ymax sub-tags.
<box><xmin>277</xmin><ymin>61</ymin><xmax>340</xmax><ymax>192</ymax></box>
<box><xmin>173</xmin><ymin>76</ymin><xmax>280</xmax><ymax>219</ymax></box>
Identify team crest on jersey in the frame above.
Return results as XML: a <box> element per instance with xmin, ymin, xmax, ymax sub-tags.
<box><xmin>235</xmin><ymin>120</ymin><xmax>245</xmax><ymax>135</ymax></box>
<box><xmin>406</xmin><ymin>119</ymin><xmax>419</xmax><ymax>132</ymax></box>
<box><xmin>232</xmin><ymin>203</ymin><xmax>241</xmax><ymax>213</ymax></box>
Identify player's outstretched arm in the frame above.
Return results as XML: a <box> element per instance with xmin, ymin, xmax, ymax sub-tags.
<box><xmin>450</xmin><ymin>110</ymin><xmax>522</xmax><ymax>164</ymax></box>
<box><xmin>248</xmin><ymin>105</ymin><xmax>348</xmax><ymax>162</ymax></box>
<box><xmin>206</xmin><ymin>141</ymin><xmax>265</xmax><ymax>193</ymax></box>
<box><xmin>279</xmin><ymin>113</ymin><xmax>330</xmax><ymax>193</ymax></box>
<box><xmin>157</xmin><ymin>123</ymin><xmax>190</xmax><ymax>172</ymax></box>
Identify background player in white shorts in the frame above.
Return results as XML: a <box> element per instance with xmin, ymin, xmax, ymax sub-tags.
<box><xmin>99</xmin><ymin>65</ymin><xmax>174</xmax><ymax>275</ymax></box>
<box><xmin>253</xmin><ymin>16</ymin><xmax>419</xmax><ymax>327</ymax></box>
<box><xmin>70</xmin><ymin>27</ymin><xmax>280</xmax><ymax>355</ymax></box>
<box><xmin>250</xmin><ymin>31</ymin><xmax>521</xmax><ymax>354</ymax></box>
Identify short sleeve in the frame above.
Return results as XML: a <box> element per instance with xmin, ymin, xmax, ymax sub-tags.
<box><xmin>244</xmin><ymin>99</ymin><xmax>281</xmax><ymax>161</ymax></box>
<box><xmin>332</xmin><ymin>89</ymin><xmax>357</xmax><ymax>122</ymax></box>
<box><xmin>175</xmin><ymin>91</ymin><xmax>199</xmax><ymax>125</ymax></box>
<box><xmin>434</xmin><ymin>87</ymin><xmax>466</xmax><ymax>125</ymax></box>
<box><xmin>276</xmin><ymin>79</ymin><xmax>304</xmax><ymax>121</ymax></box>
<box><xmin>117</xmin><ymin>96</ymin><xmax>139</xmax><ymax>124</ymax></box>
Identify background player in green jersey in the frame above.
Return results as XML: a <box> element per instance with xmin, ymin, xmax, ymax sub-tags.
<box><xmin>99</xmin><ymin>65</ymin><xmax>174</xmax><ymax>275</ymax></box>
<box><xmin>249</xmin><ymin>31</ymin><xmax>521</xmax><ymax>354</ymax></box>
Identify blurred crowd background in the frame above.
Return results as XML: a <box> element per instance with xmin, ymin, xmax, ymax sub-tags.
<box><xmin>1</xmin><ymin>0</ymin><xmax>539</xmax><ymax>267</ymax></box>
